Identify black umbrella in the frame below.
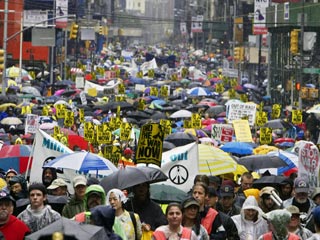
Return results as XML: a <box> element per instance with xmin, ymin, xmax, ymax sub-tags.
<box><xmin>25</xmin><ymin>217</ymin><xmax>107</xmax><ymax>240</ymax></box>
<box><xmin>238</xmin><ymin>154</ymin><xmax>289</xmax><ymax>171</ymax></box>
<box><xmin>151</xmin><ymin>111</ymin><xmax>167</xmax><ymax>120</ymax></box>
<box><xmin>126</xmin><ymin>110</ymin><xmax>151</xmax><ymax>119</ymax></box>
<box><xmin>164</xmin><ymin>132</ymin><xmax>197</xmax><ymax>147</ymax></box>
<box><xmin>100</xmin><ymin>166</ymin><xmax>168</xmax><ymax>193</ymax></box>
<box><xmin>163</xmin><ymin>141</ymin><xmax>176</xmax><ymax>152</ymax></box>
<box><xmin>205</xmin><ymin>105</ymin><xmax>226</xmax><ymax>118</ymax></box>
<box><xmin>94</xmin><ymin>101</ymin><xmax>133</xmax><ymax>111</ymax></box>
<box><xmin>253</xmin><ymin>175</ymin><xmax>288</xmax><ymax>190</ymax></box>
<box><xmin>264</xmin><ymin>119</ymin><xmax>293</xmax><ymax>129</ymax></box>
<box><xmin>150</xmin><ymin>184</ymin><xmax>188</xmax><ymax>204</ymax></box>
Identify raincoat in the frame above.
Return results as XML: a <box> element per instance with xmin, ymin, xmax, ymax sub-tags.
<box><xmin>231</xmin><ymin>196</ymin><xmax>268</xmax><ymax>240</ymax></box>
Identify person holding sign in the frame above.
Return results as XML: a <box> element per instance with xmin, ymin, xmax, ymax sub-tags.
<box><xmin>118</xmin><ymin>148</ymin><xmax>135</xmax><ymax>168</ymax></box>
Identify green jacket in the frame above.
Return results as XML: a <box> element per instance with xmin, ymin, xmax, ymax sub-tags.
<box><xmin>62</xmin><ymin>196</ymin><xmax>85</xmax><ymax>219</ymax></box>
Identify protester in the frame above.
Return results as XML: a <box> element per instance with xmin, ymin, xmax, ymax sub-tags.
<box><xmin>258</xmin><ymin>209</ymin><xmax>300</xmax><ymax>240</ymax></box>
<box><xmin>42</xmin><ymin>167</ymin><xmax>57</xmax><ymax>188</ymax></box>
<box><xmin>5</xmin><ymin>168</ymin><xmax>17</xmax><ymax>185</ymax></box>
<box><xmin>62</xmin><ymin>175</ymin><xmax>87</xmax><ymax>218</ymax></box>
<box><xmin>312</xmin><ymin>188</ymin><xmax>320</xmax><ymax>206</ymax></box>
<box><xmin>286</xmin><ymin>205</ymin><xmax>313</xmax><ymax>239</ymax></box>
<box><xmin>259</xmin><ymin>186</ymin><xmax>281</xmax><ymax>213</ymax></box>
<box><xmin>47</xmin><ymin>178</ymin><xmax>69</xmax><ymax>196</ymax></box>
<box><xmin>283</xmin><ymin>177</ymin><xmax>316</xmax><ymax>232</ymax></box>
<box><xmin>192</xmin><ymin>182</ymin><xmax>226</xmax><ymax>239</ymax></box>
<box><xmin>152</xmin><ymin>202</ymin><xmax>198</xmax><ymax>240</ymax></box>
<box><xmin>106</xmin><ymin>188</ymin><xmax>142</xmax><ymax>240</ymax></box>
<box><xmin>8</xmin><ymin>175</ymin><xmax>28</xmax><ymax>200</ymax></box>
<box><xmin>307</xmin><ymin>206</ymin><xmax>320</xmax><ymax>239</ymax></box>
<box><xmin>234</xmin><ymin>172</ymin><xmax>254</xmax><ymax>207</ymax></box>
<box><xmin>216</xmin><ymin>184</ymin><xmax>241</xmax><ymax>217</ymax></box>
<box><xmin>90</xmin><ymin>205</ymin><xmax>123</xmax><ymax>240</ymax></box>
<box><xmin>181</xmin><ymin>196</ymin><xmax>209</xmax><ymax>240</ymax></box>
<box><xmin>279</xmin><ymin>178</ymin><xmax>294</xmax><ymax>201</ymax></box>
<box><xmin>231</xmin><ymin>195</ymin><xmax>269</xmax><ymax>240</ymax></box>
<box><xmin>17</xmin><ymin>182</ymin><xmax>61</xmax><ymax>233</ymax></box>
<box><xmin>125</xmin><ymin>182</ymin><xmax>167</xmax><ymax>231</ymax></box>
<box><xmin>0</xmin><ymin>189</ymin><xmax>30</xmax><ymax>239</ymax></box>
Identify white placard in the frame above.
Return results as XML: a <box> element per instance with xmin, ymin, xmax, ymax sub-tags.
<box><xmin>227</xmin><ymin>103</ymin><xmax>257</xmax><ymax>126</ymax></box>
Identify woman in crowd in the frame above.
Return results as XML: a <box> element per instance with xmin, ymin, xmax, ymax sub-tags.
<box><xmin>106</xmin><ymin>188</ymin><xmax>142</xmax><ymax>240</ymax></box>
<box><xmin>181</xmin><ymin>197</ymin><xmax>209</xmax><ymax>240</ymax></box>
<box><xmin>152</xmin><ymin>202</ymin><xmax>198</xmax><ymax>240</ymax></box>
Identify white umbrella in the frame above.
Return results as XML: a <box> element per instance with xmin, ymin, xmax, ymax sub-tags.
<box><xmin>0</xmin><ymin>117</ymin><xmax>22</xmax><ymax>125</ymax></box>
<box><xmin>169</xmin><ymin>109</ymin><xmax>192</xmax><ymax>119</ymax></box>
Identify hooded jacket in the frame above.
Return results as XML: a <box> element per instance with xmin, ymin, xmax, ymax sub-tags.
<box><xmin>231</xmin><ymin>196</ymin><xmax>269</xmax><ymax>240</ymax></box>
<box><xmin>9</xmin><ymin>175</ymin><xmax>28</xmax><ymax>200</ymax></box>
<box><xmin>0</xmin><ymin>215</ymin><xmax>30</xmax><ymax>240</ymax></box>
<box><xmin>84</xmin><ymin>184</ymin><xmax>106</xmax><ymax>211</ymax></box>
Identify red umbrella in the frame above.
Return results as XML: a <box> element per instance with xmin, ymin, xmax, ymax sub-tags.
<box><xmin>274</xmin><ymin>138</ymin><xmax>295</xmax><ymax>144</ymax></box>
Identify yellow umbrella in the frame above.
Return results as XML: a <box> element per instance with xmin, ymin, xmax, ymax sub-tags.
<box><xmin>253</xmin><ymin>145</ymin><xmax>278</xmax><ymax>155</ymax></box>
<box><xmin>219</xmin><ymin>163</ymin><xmax>250</xmax><ymax>182</ymax></box>
<box><xmin>198</xmin><ymin>144</ymin><xmax>237</xmax><ymax>176</ymax></box>
<box><xmin>0</xmin><ymin>103</ymin><xmax>16</xmax><ymax>111</ymax></box>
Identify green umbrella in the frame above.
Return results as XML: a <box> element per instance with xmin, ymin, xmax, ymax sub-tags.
<box><xmin>150</xmin><ymin>184</ymin><xmax>188</xmax><ymax>204</ymax></box>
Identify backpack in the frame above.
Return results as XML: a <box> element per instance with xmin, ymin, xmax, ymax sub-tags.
<box><xmin>129</xmin><ymin>211</ymin><xmax>138</xmax><ymax>240</ymax></box>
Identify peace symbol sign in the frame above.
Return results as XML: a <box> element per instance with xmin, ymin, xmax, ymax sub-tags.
<box><xmin>168</xmin><ymin>165</ymin><xmax>189</xmax><ymax>185</ymax></box>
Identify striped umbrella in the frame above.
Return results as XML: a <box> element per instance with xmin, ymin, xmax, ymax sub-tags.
<box><xmin>187</xmin><ymin>87</ymin><xmax>212</xmax><ymax>96</ymax></box>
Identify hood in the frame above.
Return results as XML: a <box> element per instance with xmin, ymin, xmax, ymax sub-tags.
<box><xmin>90</xmin><ymin>205</ymin><xmax>115</xmax><ymax>232</ymax></box>
<box><xmin>84</xmin><ymin>184</ymin><xmax>106</xmax><ymax>210</ymax></box>
<box><xmin>264</xmin><ymin>209</ymin><xmax>291</xmax><ymax>239</ymax></box>
<box><xmin>241</xmin><ymin>196</ymin><xmax>263</xmax><ymax>217</ymax></box>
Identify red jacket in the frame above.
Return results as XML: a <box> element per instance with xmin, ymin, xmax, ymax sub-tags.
<box><xmin>153</xmin><ymin>227</ymin><xmax>192</xmax><ymax>240</ymax></box>
<box><xmin>262</xmin><ymin>232</ymin><xmax>300</xmax><ymax>240</ymax></box>
<box><xmin>0</xmin><ymin>215</ymin><xmax>30</xmax><ymax>240</ymax></box>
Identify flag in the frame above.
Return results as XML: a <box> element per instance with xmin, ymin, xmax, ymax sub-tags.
<box><xmin>29</xmin><ymin>129</ymin><xmax>73</xmax><ymax>183</ymax></box>
<box><xmin>161</xmin><ymin>142</ymin><xmax>198</xmax><ymax>192</ymax></box>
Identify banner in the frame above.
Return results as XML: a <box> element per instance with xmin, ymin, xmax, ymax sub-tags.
<box><xmin>211</xmin><ymin>124</ymin><xmax>234</xmax><ymax>143</ymax></box>
<box><xmin>25</xmin><ymin>114</ymin><xmax>39</xmax><ymax>134</ymax></box>
<box><xmin>233</xmin><ymin>120</ymin><xmax>253</xmax><ymax>142</ymax></box>
<box><xmin>161</xmin><ymin>143</ymin><xmax>198</xmax><ymax>192</ymax></box>
<box><xmin>227</xmin><ymin>102</ymin><xmax>257</xmax><ymax>126</ymax></box>
<box><xmin>298</xmin><ymin>140</ymin><xmax>320</xmax><ymax>188</ymax></box>
<box><xmin>55</xmin><ymin>0</ymin><xmax>68</xmax><ymax>28</ymax></box>
<box><xmin>29</xmin><ymin>129</ymin><xmax>73</xmax><ymax>183</ymax></box>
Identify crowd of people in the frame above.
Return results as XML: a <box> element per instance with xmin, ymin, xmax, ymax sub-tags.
<box><xmin>1</xmin><ymin>163</ymin><xmax>320</xmax><ymax>239</ymax></box>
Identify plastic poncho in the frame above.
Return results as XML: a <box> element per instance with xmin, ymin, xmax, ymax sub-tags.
<box><xmin>231</xmin><ymin>196</ymin><xmax>269</xmax><ymax>240</ymax></box>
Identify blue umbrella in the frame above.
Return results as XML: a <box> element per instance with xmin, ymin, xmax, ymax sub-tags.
<box><xmin>220</xmin><ymin>142</ymin><xmax>254</xmax><ymax>155</ymax></box>
<box><xmin>188</xmin><ymin>87</ymin><xmax>212</xmax><ymax>96</ymax></box>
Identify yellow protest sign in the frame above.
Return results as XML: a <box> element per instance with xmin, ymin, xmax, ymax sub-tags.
<box><xmin>118</xmin><ymin>83</ymin><xmax>125</xmax><ymax>94</ymax></box>
<box><xmin>160</xmin><ymin>119</ymin><xmax>172</xmax><ymax>137</ymax></box>
<box><xmin>228</xmin><ymin>89</ymin><xmax>236</xmax><ymax>99</ymax></box>
<box><xmin>137</xmin><ymin>99</ymin><xmax>145</xmax><ymax>111</ymax></box>
<box><xmin>191</xmin><ymin>113</ymin><xmax>202</xmax><ymax>129</ymax></box>
<box><xmin>271</xmin><ymin>104</ymin><xmax>281</xmax><ymax>119</ymax></box>
<box><xmin>183</xmin><ymin>119</ymin><xmax>192</xmax><ymax>129</ymax></box>
<box><xmin>103</xmin><ymin>145</ymin><xmax>122</xmax><ymax>166</ymax></box>
<box><xmin>181</xmin><ymin>67</ymin><xmax>188</xmax><ymax>78</ymax></box>
<box><xmin>240</xmin><ymin>94</ymin><xmax>248</xmax><ymax>102</ymax></box>
<box><xmin>96</xmin><ymin>123</ymin><xmax>112</xmax><ymax>144</ymax></box>
<box><xmin>136</xmin><ymin>123</ymin><xmax>164</xmax><ymax>166</ymax></box>
<box><xmin>55</xmin><ymin>104</ymin><xmax>66</xmax><ymax>119</ymax></box>
<box><xmin>160</xmin><ymin>86</ymin><xmax>169</xmax><ymax>98</ymax></box>
<box><xmin>136</xmin><ymin>71</ymin><xmax>143</xmax><ymax>78</ymax></box>
<box><xmin>53</xmin><ymin>126</ymin><xmax>60</xmax><ymax>139</ymax></box>
<box><xmin>84</xmin><ymin>122</ymin><xmax>95</xmax><ymax>142</ymax></box>
<box><xmin>292</xmin><ymin>110</ymin><xmax>302</xmax><ymax>124</ymax></box>
<box><xmin>232</xmin><ymin>119</ymin><xmax>253</xmax><ymax>142</ymax></box>
<box><xmin>230</xmin><ymin>78</ymin><xmax>238</xmax><ymax>88</ymax></box>
<box><xmin>215</xmin><ymin>83</ymin><xmax>224</xmax><ymax>94</ymax></box>
<box><xmin>64</xmin><ymin>110</ymin><xmax>74</xmax><ymax>127</ymax></box>
<box><xmin>171</xmin><ymin>73</ymin><xmax>178</xmax><ymax>81</ymax></box>
<box><xmin>255</xmin><ymin>111</ymin><xmax>268</xmax><ymax>127</ymax></box>
<box><xmin>150</xmin><ymin>87</ymin><xmax>158</xmax><ymax>97</ymax></box>
<box><xmin>259</xmin><ymin>127</ymin><xmax>272</xmax><ymax>145</ymax></box>
<box><xmin>42</xmin><ymin>105</ymin><xmax>49</xmax><ymax>116</ymax></box>
<box><xmin>120</xmin><ymin>122</ymin><xmax>132</xmax><ymax>141</ymax></box>
<box><xmin>79</xmin><ymin>108</ymin><xmax>84</xmax><ymax>123</ymax></box>
<box><xmin>87</xmin><ymin>88</ymin><xmax>97</xmax><ymax>97</ymax></box>
<box><xmin>115</xmin><ymin>95</ymin><xmax>126</xmax><ymax>102</ymax></box>
<box><xmin>148</xmin><ymin>69</ymin><xmax>155</xmax><ymax>78</ymax></box>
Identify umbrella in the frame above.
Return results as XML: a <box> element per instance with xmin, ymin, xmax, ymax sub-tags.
<box><xmin>198</xmin><ymin>144</ymin><xmax>238</xmax><ymax>176</ymax></box>
<box><xmin>6</xmin><ymin>66</ymin><xmax>30</xmax><ymax>78</ymax></box>
<box><xmin>252</xmin><ymin>175</ymin><xmax>288</xmax><ymax>190</ymax></box>
<box><xmin>243</xmin><ymin>83</ymin><xmax>259</xmax><ymax>90</ymax></box>
<box><xmin>237</xmin><ymin>154</ymin><xmax>289</xmax><ymax>171</ymax></box>
<box><xmin>100</xmin><ymin>166</ymin><xmax>168</xmax><ymax>193</ymax></box>
<box><xmin>163</xmin><ymin>141</ymin><xmax>176</xmax><ymax>152</ymax></box>
<box><xmin>0</xmin><ymin>117</ymin><xmax>22</xmax><ymax>125</ymax></box>
<box><xmin>164</xmin><ymin>132</ymin><xmax>197</xmax><ymax>147</ymax></box>
<box><xmin>25</xmin><ymin>217</ymin><xmax>107</xmax><ymax>240</ymax></box>
<box><xmin>205</xmin><ymin>105</ymin><xmax>225</xmax><ymax>118</ymax></box>
<box><xmin>94</xmin><ymin>101</ymin><xmax>133</xmax><ymax>111</ymax></box>
<box><xmin>183</xmin><ymin>128</ymin><xmax>208</xmax><ymax>138</ymax></box>
<box><xmin>220</xmin><ymin>142</ymin><xmax>254</xmax><ymax>155</ymax></box>
<box><xmin>169</xmin><ymin>109</ymin><xmax>192</xmax><ymax>119</ymax></box>
<box><xmin>0</xmin><ymin>144</ymin><xmax>32</xmax><ymax>173</ymax></box>
<box><xmin>253</xmin><ymin>145</ymin><xmax>279</xmax><ymax>155</ymax></box>
<box><xmin>21</xmin><ymin>86</ymin><xmax>41</xmax><ymax>97</ymax></box>
<box><xmin>39</xmin><ymin>122</ymin><xmax>58</xmax><ymax>130</ymax></box>
<box><xmin>187</xmin><ymin>87</ymin><xmax>212</xmax><ymax>96</ymax></box>
<box><xmin>306</xmin><ymin>104</ymin><xmax>320</xmax><ymax>114</ymax></box>
<box><xmin>43</xmin><ymin>151</ymin><xmax>118</xmax><ymax>175</ymax></box>
<box><xmin>264</xmin><ymin>119</ymin><xmax>293</xmax><ymax>129</ymax></box>
<box><xmin>0</xmin><ymin>103</ymin><xmax>17</xmax><ymax>111</ymax></box>
<box><xmin>151</xmin><ymin>112</ymin><xmax>167</xmax><ymax>120</ymax></box>
<box><xmin>150</xmin><ymin>183</ymin><xmax>188</xmax><ymax>204</ymax></box>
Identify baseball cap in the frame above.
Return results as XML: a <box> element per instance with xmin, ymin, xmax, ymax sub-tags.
<box><xmin>220</xmin><ymin>185</ymin><xmax>234</xmax><ymax>197</ymax></box>
<box><xmin>286</xmin><ymin>205</ymin><xmax>300</xmax><ymax>215</ymax></box>
<box><xmin>47</xmin><ymin>178</ymin><xmax>67</xmax><ymax>190</ymax></box>
<box><xmin>181</xmin><ymin>197</ymin><xmax>200</xmax><ymax>209</ymax></box>
<box><xmin>73</xmin><ymin>175</ymin><xmax>87</xmax><ymax>187</ymax></box>
<box><xmin>260</xmin><ymin>186</ymin><xmax>275</xmax><ymax>197</ymax></box>
<box><xmin>294</xmin><ymin>177</ymin><xmax>309</xmax><ymax>193</ymax></box>
<box><xmin>0</xmin><ymin>189</ymin><xmax>15</xmax><ymax>203</ymax></box>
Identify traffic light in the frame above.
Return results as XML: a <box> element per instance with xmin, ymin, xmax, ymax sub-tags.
<box><xmin>0</xmin><ymin>49</ymin><xmax>5</xmax><ymax>70</ymax></box>
<box><xmin>234</xmin><ymin>47</ymin><xmax>241</xmax><ymax>61</ymax></box>
<box><xmin>69</xmin><ymin>22</ymin><xmax>79</xmax><ymax>40</ymax></box>
<box><xmin>290</xmin><ymin>30</ymin><xmax>299</xmax><ymax>54</ymax></box>
<box><xmin>295</xmin><ymin>82</ymin><xmax>301</xmax><ymax>91</ymax></box>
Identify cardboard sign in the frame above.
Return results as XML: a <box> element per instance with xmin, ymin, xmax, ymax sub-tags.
<box><xmin>259</xmin><ymin>127</ymin><xmax>272</xmax><ymax>144</ymax></box>
<box><xmin>232</xmin><ymin>119</ymin><xmax>253</xmax><ymax>142</ymax></box>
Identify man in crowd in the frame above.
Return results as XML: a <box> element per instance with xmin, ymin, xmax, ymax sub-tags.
<box><xmin>216</xmin><ymin>184</ymin><xmax>241</xmax><ymax>217</ymax></box>
<box><xmin>0</xmin><ymin>189</ymin><xmax>30</xmax><ymax>239</ymax></box>
<box><xmin>17</xmin><ymin>183</ymin><xmax>61</xmax><ymax>233</ymax></box>
<box><xmin>62</xmin><ymin>175</ymin><xmax>87</xmax><ymax>218</ymax></box>
<box><xmin>283</xmin><ymin>177</ymin><xmax>316</xmax><ymax>232</ymax></box>
<box><xmin>47</xmin><ymin>178</ymin><xmax>69</xmax><ymax>196</ymax></box>
<box><xmin>234</xmin><ymin>172</ymin><xmax>254</xmax><ymax>207</ymax></box>
<box><xmin>259</xmin><ymin>186</ymin><xmax>281</xmax><ymax>213</ymax></box>
<box><xmin>42</xmin><ymin>167</ymin><xmax>57</xmax><ymax>188</ymax></box>
<box><xmin>286</xmin><ymin>205</ymin><xmax>313</xmax><ymax>239</ymax></box>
